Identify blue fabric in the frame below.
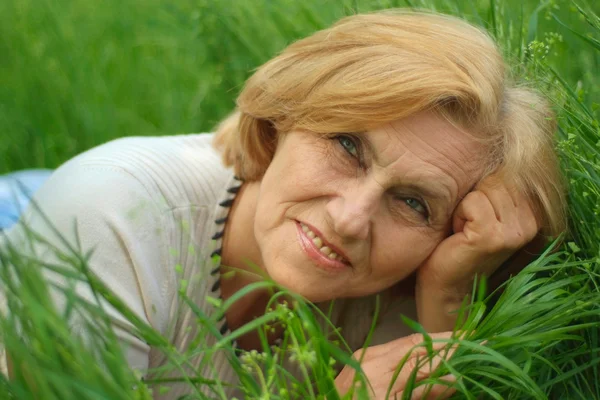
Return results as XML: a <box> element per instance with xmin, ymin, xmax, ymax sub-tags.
<box><xmin>0</xmin><ymin>169</ymin><xmax>53</xmax><ymax>230</ymax></box>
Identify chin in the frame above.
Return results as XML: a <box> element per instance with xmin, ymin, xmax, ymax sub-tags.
<box><xmin>267</xmin><ymin>266</ymin><xmax>340</xmax><ymax>303</ymax></box>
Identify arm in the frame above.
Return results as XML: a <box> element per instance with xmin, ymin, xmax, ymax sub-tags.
<box><xmin>415</xmin><ymin>280</ymin><xmax>469</xmax><ymax>334</ymax></box>
<box><xmin>415</xmin><ymin>176</ymin><xmax>540</xmax><ymax>333</ymax></box>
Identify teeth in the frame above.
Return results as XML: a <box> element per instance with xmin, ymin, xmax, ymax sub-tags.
<box><xmin>300</xmin><ymin>222</ymin><xmax>346</xmax><ymax>263</ymax></box>
<box><xmin>319</xmin><ymin>246</ymin><xmax>332</xmax><ymax>256</ymax></box>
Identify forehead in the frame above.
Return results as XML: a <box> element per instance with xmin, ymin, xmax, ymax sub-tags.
<box><xmin>369</xmin><ymin>111</ymin><xmax>486</xmax><ymax>199</ymax></box>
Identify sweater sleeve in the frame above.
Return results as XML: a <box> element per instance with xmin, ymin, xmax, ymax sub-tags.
<box><xmin>1</xmin><ymin>160</ymin><xmax>176</xmax><ymax>373</ymax></box>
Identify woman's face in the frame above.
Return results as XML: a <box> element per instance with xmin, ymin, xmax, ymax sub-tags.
<box><xmin>253</xmin><ymin>111</ymin><xmax>485</xmax><ymax>302</ymax></box>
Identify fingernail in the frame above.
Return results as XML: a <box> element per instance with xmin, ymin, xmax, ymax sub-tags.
<box><xmin>438</xmin><ymin>373</ymin><xmax>457</xmax><ymax>383</ymax></box>
<box><xmin>429</xmin><ymin>331</ymin><xmax>454</xmax><ymax>340</ymax></box>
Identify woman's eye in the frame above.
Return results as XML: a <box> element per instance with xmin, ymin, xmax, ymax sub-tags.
<box><xmin>337</xmin><ymin>135</ymin><xmax>359</xmax><ymax>158</ymax></box>
<box><xmin>404</xmin><ymin>197</ymin><xmax>428</xmax><ymax>217</ymax></box>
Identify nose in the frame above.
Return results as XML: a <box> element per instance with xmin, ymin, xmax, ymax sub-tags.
<box><xmin>325</xmin><ymin>184</ymin><xmax>381</xmax><ymax>241</ymax></box>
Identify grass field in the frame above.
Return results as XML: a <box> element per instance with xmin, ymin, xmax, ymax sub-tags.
<box><xmin>1</xmin><ymin>0</ymin><xmax>600</xmax><ymax>399</ymax></box>
<box><xmin>1</xmin><ymin>0</ymin><xmax>599</xmax><ymax>172</ymax></box>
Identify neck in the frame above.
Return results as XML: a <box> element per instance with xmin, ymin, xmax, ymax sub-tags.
<box><xmin>221</xmin><ymin>180</ymin><xmax>263</xmax><ymax>291</ymax></box>
<box><xmin>220</xmin><ymin>180</ymin><xmax>280</xmax><ymax>349</ymax></box>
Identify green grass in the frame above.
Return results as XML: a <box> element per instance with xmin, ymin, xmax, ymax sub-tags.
<box><xmin>1</xmin><ymin>0</ymin><xmax>598</xmax><ymax>173</ymax></box>
<box><xmin>1</xmin><ymin>0</ymin><xmax>600</xmax><ymax>399</ymax></box>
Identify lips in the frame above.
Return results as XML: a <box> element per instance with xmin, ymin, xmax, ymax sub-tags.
<box><xmin>295</xmin><ymin>220</ymin><xmax>352</xmax><ymax>267</ymax></box>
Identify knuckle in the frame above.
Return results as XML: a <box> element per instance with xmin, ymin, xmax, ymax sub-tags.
<box><xmin>490</xmin><ymin>223</ymin><xmax>504</xmax><ymax>237</ymax></box>
<box><xmin>407</xmin><ymin>333</ymin><xmax>425</xmax><ymax>348</ymax></box>
<box><xmin>352</xmin><ymin>348</ymin><xmax>368</xmax><ymax>361</ymax></box>
<box><xmin>465</xmin><ymin>190</ymin><xmax>486</xmax><ymax>205</ymax></box>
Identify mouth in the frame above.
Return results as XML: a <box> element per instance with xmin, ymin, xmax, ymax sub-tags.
<box><xmin>295</xmin><ymin>220</ymin><xmax>352</xmax><ymax>272</ymax></box>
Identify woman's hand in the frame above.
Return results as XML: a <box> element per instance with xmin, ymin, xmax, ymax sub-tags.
<box><xmin>335</xmin><ymin>332</ymin><xmax>456</xmax><ymax>399</ymax></box>
<box><xmin>415</xmin><ymin>175</ymin><xmax>539</xmax><ymax>332</ymax></box>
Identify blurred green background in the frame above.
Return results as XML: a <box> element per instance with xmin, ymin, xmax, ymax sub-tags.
<box><xmin>0</xmin><ymin>0</ymin><xmax>598</xmax><ymax>173</ymax></box>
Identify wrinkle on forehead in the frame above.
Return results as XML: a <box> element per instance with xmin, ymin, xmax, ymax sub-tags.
<box><xmin>373</xmin><ymin>112</ymin><xmax>486</xmax><ymax>203</ymax></box>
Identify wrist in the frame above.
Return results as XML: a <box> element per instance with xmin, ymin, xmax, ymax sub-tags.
<box><xmin>415</xmin><ymin>279</ymin><xmax>471</xmax><ymax>333</ymax></box>
<box><xmin>415</xmin><ymin>274</ymin><xmax>471</xmax><ymax>303</ymax></box>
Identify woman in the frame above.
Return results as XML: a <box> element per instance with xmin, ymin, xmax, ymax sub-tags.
<box><xmin>0</xmin><ymin>9</ymin><xmax>566</xmax><ymax>399</ymax></box>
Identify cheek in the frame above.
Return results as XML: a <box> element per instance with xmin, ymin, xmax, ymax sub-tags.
<box><xmin>253</xmin><ymin>159</ymin><xmax>332</xmax><ymax>244</ymax></box>
<box><xmin>258</xmin><ymin>148</ymin><xmax>343</xmax><ymax>212</ymax></box>
<box><xmin>373</xmin><ymin>227</ymin><xmax>444</xmax><ymax>277</ymax></box>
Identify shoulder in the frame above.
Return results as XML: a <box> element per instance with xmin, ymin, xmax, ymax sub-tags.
<box><xmin>5</xmin><ymin>133</ymin><xmax>237</xmax><ymax>285</ymax></box>
<box><xmin>4</xmin><ymin>133</ymin><xmax>234</xmax><ymax>241</ymax></box>
<box><xmin>2</xmin><ymin>135</ymin><xmax>228</xmax><ymax>325</ymax></box>
<box><xmin>60</xmin><ymin>133</ymin><xmax>234</xmax><ymax>211</ymax></box>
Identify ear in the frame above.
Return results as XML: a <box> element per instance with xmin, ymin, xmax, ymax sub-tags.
<box><xmin>238</xmin><ymin>113</ymin><xmax>278</xmax><ymax>180</ymax></box>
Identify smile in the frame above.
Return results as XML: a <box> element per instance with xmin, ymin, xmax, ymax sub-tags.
<box><xmin>295</xmin><ymin>221</ymin><xmax>351</xmax><ymax>271</ymax></box>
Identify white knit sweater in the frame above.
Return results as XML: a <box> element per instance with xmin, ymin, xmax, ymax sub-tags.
<box><xmin>0</xmin><ymin>133</ymin><xmax>417</xmax><ymax>398</ymax></box>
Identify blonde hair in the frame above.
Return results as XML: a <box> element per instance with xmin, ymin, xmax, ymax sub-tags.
<box><xmin>213</xmin><ymin>10</ymin><xmax>566</xmax><ymax>237</ymax></box>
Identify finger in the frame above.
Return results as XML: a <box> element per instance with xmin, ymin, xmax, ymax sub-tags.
<box><xmin>497</xmin><ymin>178</ymin><xmax>532</xmax><ymax>213</ymax></box>
<box><xmin>452</xmin><ymin>191</ymin><xmax>496</xmax><ymax>235</ymax></box>
<box><xmin>480</xmin><ymin>177</ymin><xmax>540</xmax><ymax>240</ymax></box>
<box><xmin>388</xmin><ymin>342</ymin><xmax>458</xmax><ymax>394</ymax></box>
<box><xmin>483</xmin><ymin>182</ymin><xmax>539</xmax><ymax>248</ymax></box>
<box><xmin>409</xmin><ymin>345</ymin><xmax>457</xmax><ymax>381</ymax></box>
<box><xmin>514</xmin><ymin>194</ymin><xmax>540</xmax><ymax>242</ymax></box>
<box><xmin>361</xmin><ymin>332</ymin><xmax>454</xmax><ymax>361</ymax></box>
<box><xmin>477</xmin><ymin>180</ymin><xmax>518</xmax><ymax>225</ymax></box>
